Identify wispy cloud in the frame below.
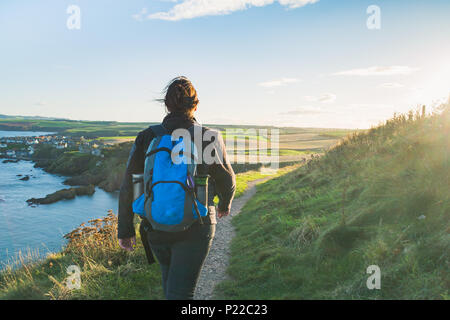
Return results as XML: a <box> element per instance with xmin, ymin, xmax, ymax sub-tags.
<box><xmin>379</xmin><ymin>82</ymin><xmax>405</xmax><ymax>89</ymax></box>
<box><xmin>333</xmin><ymin>66</ymin><xmax>419</xmax><ymax>76</ymax></box>
<box><xmin>304</xmin><ymin>93</ymin><xmax>336</xmax><ymax>103</ymax></box>
<box><xmin>132</xmin><ymin>8</ymin><xmax>148</xmax><ymax>22</ymax></box>
<box><xmin>147</xmin><ymin>0</ymin><xmax>318</xmax><ymax>21</ymax></box>
<box><xmin>259</xmin><ymin>77</ymin><xmax>299</xmax><ymax>88</ymax></box>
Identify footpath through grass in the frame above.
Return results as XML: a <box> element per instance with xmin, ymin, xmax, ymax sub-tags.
<box><xmin>216</xmin><ymin>105</ymin><xmax>450</xmax><ymax>299</ymax></box>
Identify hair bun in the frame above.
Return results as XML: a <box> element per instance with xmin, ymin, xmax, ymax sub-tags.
<box><xmin>161</xmin><ymin>76</ymin><xmax>199</xmax><ymax>117</ymax></box>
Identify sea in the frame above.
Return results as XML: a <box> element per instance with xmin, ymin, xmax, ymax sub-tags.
<box><xmin>0</xmin><ymin>131</ymin><xmax>119</xmax><ymax>268</ymax></box>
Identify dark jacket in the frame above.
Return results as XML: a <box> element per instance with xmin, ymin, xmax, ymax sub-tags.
<box><xmin>118</xmin><ymin>112</ymin><xmax>236</xmax><ymax>239</ymax></box>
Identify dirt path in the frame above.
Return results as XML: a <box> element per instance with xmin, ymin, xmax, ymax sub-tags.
<box><xmin>194</xmin><ymin>179</ymin><xmax>267</xmax><ymax>300</ymax></box>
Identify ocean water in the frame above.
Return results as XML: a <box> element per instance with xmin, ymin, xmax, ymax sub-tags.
<box><xmin>0</xmin><ymin>131</ymin><xmax>119</xmax><ymax>267</ymax></box>
<box><xmin>0</xmin><ymin>131</ymin><xmax>56</xmax><ymax>138</ymax></box>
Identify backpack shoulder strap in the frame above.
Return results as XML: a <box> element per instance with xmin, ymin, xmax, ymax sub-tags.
<box><xmin>144</xmin><ymin>124</ymin><xmax>167</xmax><ymax>158</ymax></box>
<box><xmin>187</xmin><ymin>124</ymin><xmax>203</xmax><ymax>136</ymax></box>
<box><xmin>150</xmin><ymin>124</ymin><xmax>167</xmax><ymax>137</ymax></box>
<box><xmin>186</xmin><ymin>124</ymin><xmax>204</xmax><ymax>175</ymax></box>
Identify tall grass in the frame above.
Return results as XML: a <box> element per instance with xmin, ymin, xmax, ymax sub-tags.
<box><xmin>0</xmin><ymin>211</ymin><xmax>164</xmax><ymax>300</ymax></box>
<box><xmin>216</xmin><ymin>103</ymin><xmax>449</xmax><ymax>299</ymax></box>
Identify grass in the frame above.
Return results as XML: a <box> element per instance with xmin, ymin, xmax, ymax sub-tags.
<box><xmin>234</xmin><ymin>165</ymin><xmax>301</xmax><ymax>198</ymax></box>
<box><xmin>215</xmin><ymin>104</ymin><xmax>450</xmax><ymax>300</ymax></box>
<box><xmin>97</xmin><ymin>136</ymin><xmax>137</xmax><ymax>141</ymax></box>
<box><xmin>230</xmin><ymin>149</ymin><xmax>311</xmax><ymax>156</ymax></box>
<box><xmin>0</xmin><ymin>211</ymin><xmax>164</xmax><ymax>300</ymax></box>
<box><xmin>0</xmin><ymin>117</ymin><xmax>158</xmax><ymax>138</ymax></box>
<box><xmin>0</xmin><ymin>168</ymin><xmax>286</xmax><ymax>300</ymax></box>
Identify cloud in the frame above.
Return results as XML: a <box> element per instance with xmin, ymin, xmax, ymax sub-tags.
<box><xmin>279</xmin><ymin>106</ymin><xmax>323</xmax><ymax>116</ymax></box>
<box><xmin>278</xmin><ymin>0</ymin><xmax>318</xmax><ymax>9</ymax></box>
<box><xmin>333</xmin><ymin>66</ymin><xmax>419</xmax><ymax>76</ymax></box>
<box><xmin>259</xmin><ymin>77</ymin><xmax>299</xmax><ymax>88</ymax></box>
<box><xmin>304</xmin><ymin>93</ymin><xmax>336</xmax><ymax>103</ymax></box>
<box><xmin>147</xmin><ymin>0</ymin><xmax>318</xmax><ymax>21</ymax></box>
<box><xmin>318</xmin><ymin>93</ymin><xmax>336</xmax><ymax>103</ymax></box>
<box><xmin>379</xmin><ymin>82</ymin><xmax>405</xmax><ymax>89</ymax></box>
<box><xmin>132</xmin><ymin>8</ymin><xmax>148</xmax><ymax>21</ymax></box>
<box><xmin>34</xmin><ymin>101</ymin><xmax>47</xmax><ymax>106</ymax></box>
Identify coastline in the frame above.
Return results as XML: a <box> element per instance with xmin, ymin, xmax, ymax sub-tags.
<box><xmin>0</xmin><ymin>136</ymin><xmax>120</xmax><ymax>268</ymax></box>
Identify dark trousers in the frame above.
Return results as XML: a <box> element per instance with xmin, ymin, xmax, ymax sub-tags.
<box><xmin>147</xmin><ymin>223</ymin><xmax>215</xmax><ymax>300</ymax></box>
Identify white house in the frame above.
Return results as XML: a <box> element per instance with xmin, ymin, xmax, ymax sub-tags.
<box><xmin>56</xmin><ymin>142</ymin><xmax>68</xmax><ymax>149</ymax></box>
<box><xmin>91</xmin><ymin>149</ymin><xmax>102</xmax><ymax>157</ymax></box>
<box><xmin>79</xmin><ymin>145</ymin><xmax>90</xmax><ymax>153</ymax></box>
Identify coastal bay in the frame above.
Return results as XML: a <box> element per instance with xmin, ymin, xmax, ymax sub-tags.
<box><xmin>0</xmin><ymin>131</ymin><xmax>119</xmax><ymax>267</ymax></box>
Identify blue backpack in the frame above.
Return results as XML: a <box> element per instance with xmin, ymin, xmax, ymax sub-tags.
<box><xmin>132</xmin><ymin>124</ymin><xmax>208</xmax><ymax>232</ymax></box>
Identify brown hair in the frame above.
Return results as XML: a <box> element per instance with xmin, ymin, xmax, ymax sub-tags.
<box><xmin>158</xmin><ymin>76</ymin><xmax>199</xmax><ymax>118</ymax></box>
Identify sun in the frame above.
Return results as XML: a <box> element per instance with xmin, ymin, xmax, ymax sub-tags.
<box><xmin>413</xmin><ymin>59</ymin><xmax>450</xmax><ymax>106</ymax></box>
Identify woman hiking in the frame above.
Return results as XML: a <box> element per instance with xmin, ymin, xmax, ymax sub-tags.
<box><xmin>118</xmin><ymin>76</ymin><xmax>236</xmax><ymax>300</ymax></box>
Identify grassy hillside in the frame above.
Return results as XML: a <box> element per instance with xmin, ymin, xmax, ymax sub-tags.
<box><xmin>216</xmin><ymin>105</ymin><xmax>449</xmax><ymax>299</ymax></box>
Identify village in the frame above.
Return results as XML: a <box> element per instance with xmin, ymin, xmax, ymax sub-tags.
<box><xmin>0</xmin><ymin>134</ymin><xmax>105</xmax><ymax>159</ymax></box>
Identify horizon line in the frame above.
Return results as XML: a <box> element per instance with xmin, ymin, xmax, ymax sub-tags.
<box><xmin>0</xmin><ymin>113</ymin><xmax>366</xmax><ymax>130</ymax></box>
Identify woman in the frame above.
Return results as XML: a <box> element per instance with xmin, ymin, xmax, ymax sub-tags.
<box><xmin>118</xmin><ymin>76</ymin><xmax>236</xmax><ymax>300</ymax></box>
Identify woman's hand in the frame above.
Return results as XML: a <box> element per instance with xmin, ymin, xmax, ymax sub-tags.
<box><xmin>119</xmin><ymin>236</ymin><xmax>136</xmax><ymax>251</ymax></box>
<box><xmin>218</xmin><ymin>209</ymin><xmax>230</xmax><ymax>219</ymax></box>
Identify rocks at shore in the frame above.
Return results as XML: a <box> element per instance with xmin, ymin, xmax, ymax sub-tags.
<box><xmin>19</xmin><ymin>175</ymin><xmax>30</xmax><ymax>181</ymax></box>
<box><xmin>26</xmin><ymin>185</ymin><xmax>95</xmax><ymax>205</ymax></box>
<box><xmin>2</xmin><ymin>159</ymin><xmax>20</xmax><ymax>164</ymax></box>
<box><xmin>64</xmin><ymin>173</ymin><xmax>104</xmax><ymax>188</ymax></box>
<box><xmin>64</xmin><ymin>173</ymin><xmax>122</xmax><ymax>193</ymax></box>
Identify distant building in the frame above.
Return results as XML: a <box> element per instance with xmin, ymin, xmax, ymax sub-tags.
<box><xmin>26</xmin><ymin>139</ymin><xmax>39</xmax><ymax>145</ymax></box>
<box><xmin>16</xmin><ymin>150</ymin><xmax>29</xmax><ymax>158</ymax></box>
<box><xmin>91</xmin><ymin>149</ymin><xmax>102</xmax><ymax>157</ymax></box>
<box><xmin>56</xmin><ymin>142</ymin><xmax>68</xmax><ymax>149</ymax></box>
<box><xmin>78</xmin><ymin>145</ymin><xmax>90</xmax><ymax>153</ymax></box>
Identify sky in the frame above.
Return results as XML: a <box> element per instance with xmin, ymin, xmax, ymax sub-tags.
<box><xmin>0</xmin><ymin>0</ymin><xmax>449</xmax><ymax>128</ymax></box>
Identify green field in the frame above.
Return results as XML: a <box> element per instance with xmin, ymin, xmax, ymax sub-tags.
<box><xmin>0</xmin><ymin>116</ymin><xmax>156</xmax><ymax>137</ymax></box>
